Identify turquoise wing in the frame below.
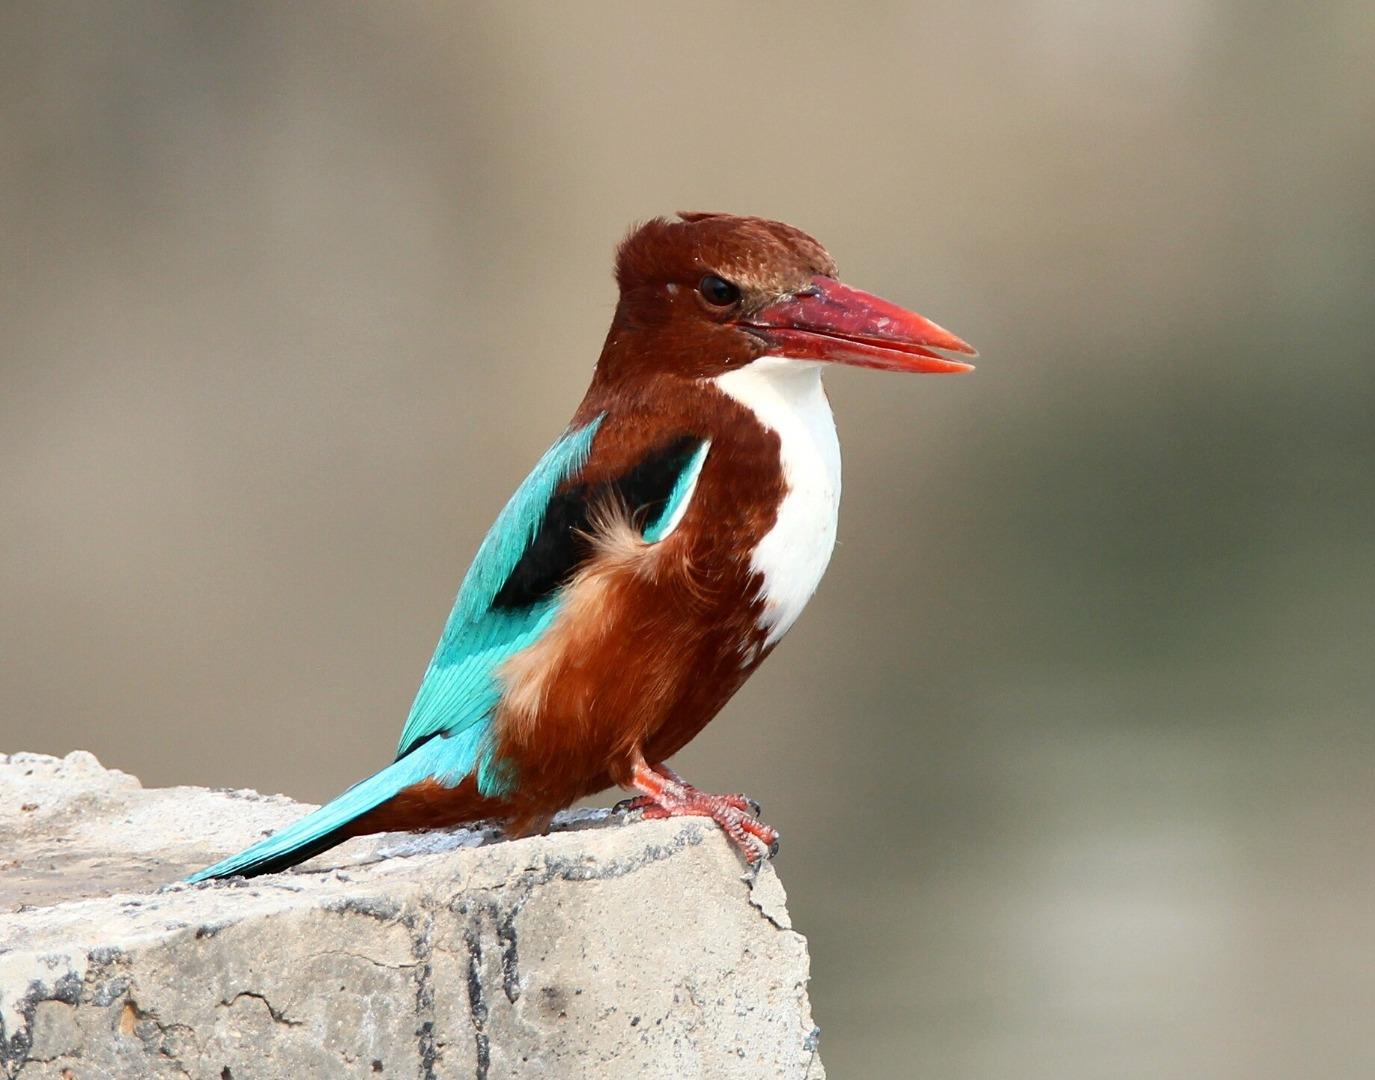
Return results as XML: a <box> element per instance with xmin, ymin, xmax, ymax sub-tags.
<box><xmin>392</xmin><ymin>416</ymin><xmax>604</xmax><ymax>793</ymax></box>
<box><xmin>393</xmin><ymin>421</ymin><xmax>712</xmax><ymax>799</ymax></box>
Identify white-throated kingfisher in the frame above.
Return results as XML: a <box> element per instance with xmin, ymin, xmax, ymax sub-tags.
<box><xmin>189</xmin><ymin>212</ymin><xmax>974</xmax><ymax>881</ymax></box>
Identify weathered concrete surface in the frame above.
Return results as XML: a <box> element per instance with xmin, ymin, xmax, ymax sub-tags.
<box><xmin>0</xmin><ymin>751</ymin><xmax>823</xmax><ymax>1079</ymax></box>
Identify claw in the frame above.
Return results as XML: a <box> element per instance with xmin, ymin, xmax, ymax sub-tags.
<box><xmin>740</xmin><ymin>834</ymin><xmax>773</xmax><ymax>882</ymax></box>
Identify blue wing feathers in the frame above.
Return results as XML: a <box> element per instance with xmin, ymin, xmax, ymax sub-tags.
<box><xmin>450</xmin><ymin>418</ymin><xmax>605</xmax><ymax>624</ymax></box>
<box><xmin>642</xmin><ymin>439</ymin><xmax>710</xmax><ymax>542</ymax></box>
<box><xmin>393</xmin><ymin>417</ymin><xmax>604</xmax><ymax>765</ymax></box>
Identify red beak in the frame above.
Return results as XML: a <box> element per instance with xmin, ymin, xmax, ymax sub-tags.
<box><xmin>742</xmin><ymin>275</ymin><xmax>976</xmax><ymax>373</ymax></box>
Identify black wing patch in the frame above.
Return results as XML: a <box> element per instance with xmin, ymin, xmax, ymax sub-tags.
<box><xmin>491</xmin><ymin>435</ymin><xmax>703</xmax><ymax>611</ymax></box>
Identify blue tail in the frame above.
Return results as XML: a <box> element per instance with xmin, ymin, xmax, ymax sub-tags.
<box><xmin>187</xmin><ymin>732</ymin><xmax>479</xmax><ymax>882</ymax></box>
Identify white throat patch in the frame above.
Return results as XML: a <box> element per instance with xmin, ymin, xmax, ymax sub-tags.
<box><xmin>712</xmin><ymin>357</ymin><xmax>842</xmax><ymax>647</ymax></box>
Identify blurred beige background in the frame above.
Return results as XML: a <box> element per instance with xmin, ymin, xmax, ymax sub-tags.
<box><xmin>3</xmin><ymin>3</ymin><xmax>1373</xmax><ymax>1076</ymax></box>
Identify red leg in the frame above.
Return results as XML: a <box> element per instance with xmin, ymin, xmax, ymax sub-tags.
<box><xmin>615</xmin><ymin>762</ymin><xmax>760</xmax><ymax>815</ymax></box>
<box><xmin>614</xmin><ymin>763</ymin><xmax>757</xmax><ymax>815</ymax></box>
<box><xmin>617</xmin><ymin>760</ymin><xmax>779</xmax><ymax>866</ymax></box>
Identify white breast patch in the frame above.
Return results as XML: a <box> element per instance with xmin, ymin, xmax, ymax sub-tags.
<box><xmin>712</xmin><ymin>357</ymin><xmax>842</xmax><ymax>648</ymax></box>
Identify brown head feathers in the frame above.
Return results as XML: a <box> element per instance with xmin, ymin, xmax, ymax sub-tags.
<box><xmin>614</xmin><ymin>212</ymin><xmax>837</xmax><ymax>301</ymax></box>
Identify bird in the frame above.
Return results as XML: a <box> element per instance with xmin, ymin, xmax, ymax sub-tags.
<box><xmin>188</xmin><ymin>212</ymin><xmax>973</xmax><ymax>882</ymax></box>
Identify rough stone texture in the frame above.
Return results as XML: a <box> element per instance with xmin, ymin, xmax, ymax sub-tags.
<box><xmin>0</xmin><ymin>751</ymin><xmax>824</xmax><ymax>1079</ymax></box>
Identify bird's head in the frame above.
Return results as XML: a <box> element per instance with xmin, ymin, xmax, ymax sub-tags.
<box><xmin>599</xmin><ymin>211</ymin><xmax>974</xmax><ymax>382</ymax></box>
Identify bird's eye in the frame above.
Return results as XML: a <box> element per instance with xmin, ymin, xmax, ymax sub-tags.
<box><xmin>698</xmin><ymin>275</ymin><xmax>741</xmax><ymax>308</ymax></box>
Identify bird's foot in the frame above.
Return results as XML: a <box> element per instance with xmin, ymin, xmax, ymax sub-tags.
<box><xmin>620</xmin><ymin>761</ymin><xmax>778</xmax><ymax>866</ymax></box>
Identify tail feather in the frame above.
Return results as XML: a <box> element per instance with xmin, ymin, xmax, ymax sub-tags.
<box><xmin>187</xmin><ymin>736</ymin><xmax>466</xmax><ymax>882</ymax></box>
